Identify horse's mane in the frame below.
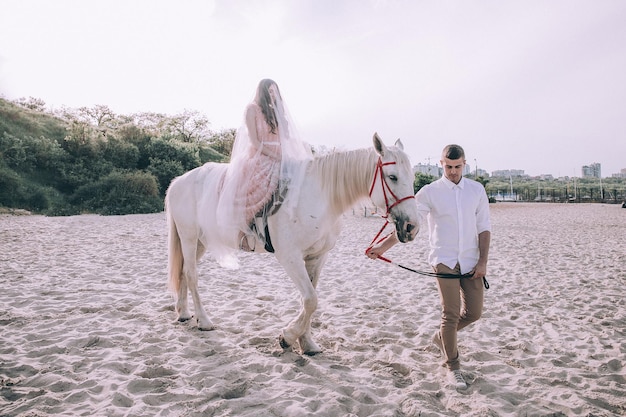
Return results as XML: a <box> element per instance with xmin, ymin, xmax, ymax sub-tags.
<box><xmin>310</xmin><ymin>148</ymin><xmax>378</xmax><ymax>215</ymax></box>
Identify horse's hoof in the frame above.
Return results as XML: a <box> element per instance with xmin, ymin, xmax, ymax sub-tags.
<box><xmin>197</xmin><ymin>318</ymin><xmax>215</xmax><ymax>331</ymax></box>
<box><xmin>178</xmin><ymin>317</ymin><xmax>191</xmax><ymax>323</ymax></box>
<box><xmin>279</xmin><ymin>335</ymin><xmax>291</xmax><ymax>349</ymax></box>
<box><xmin>303</xmin><ymin>349</ymin><xmax>322</xmax><ymax>357</ymax></box>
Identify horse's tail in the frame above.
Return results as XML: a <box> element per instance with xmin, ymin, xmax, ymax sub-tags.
<box><xmin>166</xmin><ymin>196</ymin><xmax>184</xmax><ymax>294</ymax></box>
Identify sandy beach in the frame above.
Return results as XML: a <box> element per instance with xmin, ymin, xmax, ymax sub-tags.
<box><xmin>1</xmin><ymin>203</ymin><xmax>625</xmax><ymax>416</ymax></box>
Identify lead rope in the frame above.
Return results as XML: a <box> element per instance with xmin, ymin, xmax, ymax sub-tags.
<box><xmin>365</xmin><ymin>233</ymin><xmax>490</xmax><ymax>289</ymax></box>
<box><xmin>373</xmin><ymin>252</ymin><xmax>490</xmax><ymax>289</ymax></box>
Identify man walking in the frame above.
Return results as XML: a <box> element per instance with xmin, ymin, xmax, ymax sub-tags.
<box><xmin>366</xmin><ymin>144</ymin><xmax>491</xmax><ymax>390</ymax></box>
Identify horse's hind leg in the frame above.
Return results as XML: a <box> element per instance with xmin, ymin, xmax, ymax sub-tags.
<box><xmin>181</xmin><ymin>238</ymin><xmax>214</xmax><ymax>331</ymax></box>
<box><xmin>167</xmin><ymin>212</ymin><xmax>192</xmax><ymax>322</ymax></box>
<box><xmin>175</xmin><ymin>241</ymin><xmax>206</xmax><ymax>322</ymax></box>
<box><xmin>176</xmin><ymin>277</ymin><xmax>192</xmax><ymax>322</ymax></box>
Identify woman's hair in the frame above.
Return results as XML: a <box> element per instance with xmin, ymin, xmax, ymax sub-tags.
<box><xmin>256</xmin><ymin>79</ymin><xmax>281</xmax><ymax>134</ymax></box>
<box><xmin>442</xmin><ymin>144</ymin><xmax>465</xmax><ymax>160</ymax></box>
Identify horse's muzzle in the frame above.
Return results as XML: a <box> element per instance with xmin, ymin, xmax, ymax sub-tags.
<box><xmin>395</xmin><ymin>218</ymin><xmax>418</xmax><ymax>243</ymax></box>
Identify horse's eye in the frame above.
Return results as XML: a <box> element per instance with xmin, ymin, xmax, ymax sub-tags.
<box><xmin>388</xmin><ymin>175</ymin><xmax>398</xmax><ymax>182</ymax></box>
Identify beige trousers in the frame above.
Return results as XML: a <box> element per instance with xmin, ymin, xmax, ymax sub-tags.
<box><xmin>435</xmin><ymin>263</ymin><xmax>484</xmax><ymax>371</ymax></box>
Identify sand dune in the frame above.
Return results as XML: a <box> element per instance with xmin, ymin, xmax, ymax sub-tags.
<box><xmin>1</xmin><ymin>203</ymin><xmax>624</xmax><ymax>416</ymax></box>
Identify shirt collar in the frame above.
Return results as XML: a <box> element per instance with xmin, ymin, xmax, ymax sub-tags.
<box><xmin>442</xmin><ymin>175</ymin><xmax>465</xmax><ymax>189</ymax></box>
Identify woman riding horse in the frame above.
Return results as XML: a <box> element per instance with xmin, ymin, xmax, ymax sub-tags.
<box><xmin>218</xmin><ymin>79</ymin><xmax>313</xmax><ymax>253</ymax></box>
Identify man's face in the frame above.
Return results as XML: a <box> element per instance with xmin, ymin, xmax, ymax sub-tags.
<box><xmin>441</xmin><ymin>157</ymin><xmax>465</xmax><ymax>184</ymax></box>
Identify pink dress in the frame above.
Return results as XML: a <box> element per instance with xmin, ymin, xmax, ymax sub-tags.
<box><xmin>241</xmin><ymin>104</ymin><xmax>281</xmax><ymax>225</ymax></box>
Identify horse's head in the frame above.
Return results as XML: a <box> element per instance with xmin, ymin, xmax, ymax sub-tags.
<box><xmin>370</xmin><ymin>133</ymin><xmax>419</xmax><ymax>243</ymax></box>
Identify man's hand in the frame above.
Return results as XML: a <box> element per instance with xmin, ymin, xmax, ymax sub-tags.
<box><xmin>365</xmin><ymin>246</ymin><xmax>383</xmax><ymax>259</ymax></box>
<box><xmin>365</xmin><ymin>232</ymin><xmax>399</xmax><ymax>259</ymax></box>
<box><xmin>471</xmin><ymin>261</ymin><xmax>487</xmax><ymax>280</ymax></box>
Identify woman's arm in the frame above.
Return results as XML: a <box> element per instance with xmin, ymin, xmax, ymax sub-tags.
<box><xmin>245</xmin><ymin>105</ymin><xmax>260</xmax><ymax>147</ymax></box>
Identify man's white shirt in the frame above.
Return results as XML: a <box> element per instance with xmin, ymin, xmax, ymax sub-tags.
<box><xmin>415</xmin><ymin>176</ymin><xmax>491</xmax><ymax>274</ymax></box>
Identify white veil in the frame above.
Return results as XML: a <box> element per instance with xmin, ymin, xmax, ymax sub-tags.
<box><xmin>213</xmin><ymin>79</ymin><xmax>313</xmax><ymax>268</ymax></box>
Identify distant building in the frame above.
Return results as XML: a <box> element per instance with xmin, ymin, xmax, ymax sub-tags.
<box><xmin>491</xmin><ymin>169</ymin><xmax>526</xmax><ymax>178</ymax></box>
<box><xmin>582</xmin><ymin>163</ymin><xmax>601</xmax><ymax>178</ymax></box>
<box><xmin>611</xmin><ymin>168</ymin><xmax>626</xmax><ymax>179</ymax></box>
<box><xmin>413</xmin><ymin>163</ymin><xmax>441</xmax><ymax>177</ymax></box>
<box><xmin>476</xmin><ymin>168</ymin><xmax>489</xmax><ymax>178</ymax></box>
<box><xmin>413</xmin><ymin>163</ymin><xmax>488</xmax><ymax>178</ymax></box>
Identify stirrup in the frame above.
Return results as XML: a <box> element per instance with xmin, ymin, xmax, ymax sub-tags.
<box><xmin>239</xmin><ymin>234</ymin><xmax>255</xmax><ymax>252</ymax></box>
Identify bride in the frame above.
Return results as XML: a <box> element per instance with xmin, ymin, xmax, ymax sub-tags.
<box><xmin>217</xmin><ymin>79</ymin><xmax>313</xmax><ymax>253</ymax></box>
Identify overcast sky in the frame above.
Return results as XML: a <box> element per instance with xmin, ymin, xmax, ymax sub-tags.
<box><xmin>1</xmin><ymin>0</ymin><xmax>625</xmax><ymax>177</ymax></box>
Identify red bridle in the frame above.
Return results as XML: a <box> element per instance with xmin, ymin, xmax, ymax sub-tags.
<box><xmin>366</xmin><ymin>156</ymin><xmax>415</xmax><ymax>251</ymax></box>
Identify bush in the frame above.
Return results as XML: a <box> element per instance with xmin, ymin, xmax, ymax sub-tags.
<box><xmin>145</xmin><ymin>138</ymin><xmax>203</xmax><ymax>195</ymax></box>
<box><xmin>198</xmin><ymin>143</ymin><xmax>227</xmax><ymax>163</ymax></box>
<box><xmin>0</xmin><ymin>164</ymin><xmax>50</xmax><ymax>211</ymax></box>
<box><xmin>103</xmin><ymin>137</ymin><xmax>140</xmax><ymax>169</ymax></box>
<box><xmin>147</xmin><ymin>157</ymin><xmax>185</xmax><ymax>195</ymax></box>
<box><xmin>0</xmin><ymin>165</ymin><xmax>22</xmax><ymax>207</ymax></box>
<box><xmin>71</xmin><ymin>171</ymin><xmax>163</xmax><ymax>215</ymax></box>
<box><xmin>45</xmin><ymin>201</ymin><xmax>81</xmax><ymax>217</ymax></box>
<box><xmin>23</xmin><ymin>187</ymin><xmax>50</xmax><ymax>211</ymax></box>
<box><xmin>146</xmin><ymin>138</ymin><xmax>200</xmax><ymax>171</ymax></box>
<box><xmin>414</xmin><ymin>172</ymin><xmax>436</xmax><ymax>193</ymax></box>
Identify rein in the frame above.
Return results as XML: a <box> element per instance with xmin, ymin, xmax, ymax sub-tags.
<box><xmin>366</xmin><ymin>157</ymin><xmax>489</xmax><ymax>289</ymax></box>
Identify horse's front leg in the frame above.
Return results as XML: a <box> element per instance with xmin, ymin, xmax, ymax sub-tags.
<box><xmin>277</xmin><ymin>257</ymin><xmax>320</xmax><ymax>355</ymax></box>
<box><xmin>293</xmin><ymin>254</ymin><xmax>328</xmax><ymax>355</ymax></box>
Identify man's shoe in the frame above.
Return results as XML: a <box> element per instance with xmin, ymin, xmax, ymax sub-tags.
<box><xmin>449</xmin><ymin>369</ymin><xmax>468</xmax><ymax>390</ymax></box>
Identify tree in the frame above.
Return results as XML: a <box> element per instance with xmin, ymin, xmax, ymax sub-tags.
<box><xmin>207</xmin><ymin>128</ymin><xmax>236</xmax><ymax>158</ymax></box>
<box><xmin>167</xmin><ymin>110</ymin><xmax>211</xmax><ymax>143</ymax></box>
<box><xmin>129</xmin><ymin>111</ymin><xmax>169</xmax><ymax>137</ymax></box>
<box><xmin>475</xmin><ymin>176</ymin><xmax>489</xmax><ymax>188</ymax></box>
<box><xmin>78</xmin><ymin>104</ymin><xmax>116</xmax><ymax>129</ymax></box>
<box><xmin>14</xmin><ymin>97</ymin><xmax>46</xmax><ymax>112</ymax></box>
<box><xmin>414</xmin><ymin>172</ymin><xmax>436</xmax><ymax>193</ymax></box>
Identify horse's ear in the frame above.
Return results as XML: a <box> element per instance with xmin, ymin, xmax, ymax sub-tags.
<box><xmin>394</xmin><ymin>138</ymin><xmax>404</xmax><ymax>151</ymax></box>
<box><xmin>373</xmin><ymin>132</ymin><xmax>387</xmax><ymax>156</ymax></box>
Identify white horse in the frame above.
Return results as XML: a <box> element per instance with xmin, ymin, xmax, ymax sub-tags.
<box><xmin>165</xmin><ymin>133</ymin><xmax>419</xmax><ymax>355</ymax></box>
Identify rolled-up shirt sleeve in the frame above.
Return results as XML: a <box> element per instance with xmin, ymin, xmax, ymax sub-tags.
<box><xmin>476</xmin><ymin>191</ymin><xmax>491</xmax><ymax>234</ymax></box>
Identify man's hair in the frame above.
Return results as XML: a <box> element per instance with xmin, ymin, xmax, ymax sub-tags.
<box><xmin>442</xmin><ymin>144</ymin><xmax>465</xmax><ymax>160</ymax></box>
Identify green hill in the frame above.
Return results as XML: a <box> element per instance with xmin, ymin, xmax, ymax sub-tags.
<box><xmin>0</xmin><ymin>98</ymin><xmax>231</xmax><ymax>215</ymax></box>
